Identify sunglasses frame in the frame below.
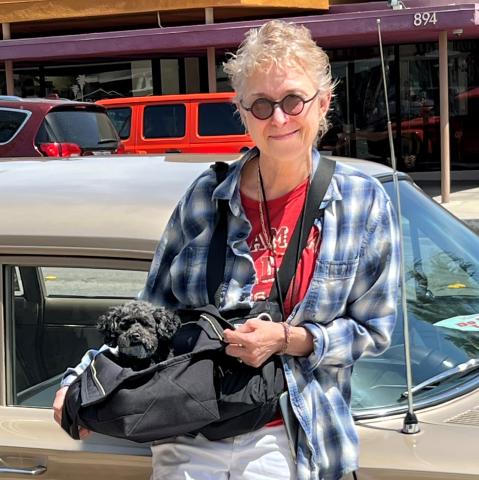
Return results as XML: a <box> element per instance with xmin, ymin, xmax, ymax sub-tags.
<box><xmin>240</xmin><ymin>90</ymin><xmax>320</xmax><ymax>120</ymax></box>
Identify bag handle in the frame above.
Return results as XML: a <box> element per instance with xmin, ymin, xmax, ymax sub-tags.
<box><xmin>206</xmin><ymin>162</ymin><xmax>230</xmax><ymax>305</ymax></box>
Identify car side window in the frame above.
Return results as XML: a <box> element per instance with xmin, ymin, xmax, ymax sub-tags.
<box><xmin>40</xmin><ymin>267</ymin><xmax>147</xmax><ymax>298</ymax></box>
<box><xmin>143</xmin><ymin>104</ymin><xmax>186</xmax><ymax>138</ymax></box>
<box><xmin>4</xmin><ymin>264</ymin><xmax>147</xmax><ymax>409</ymax></box>
<box><xmin>0</xmin><ymin>108</ymin><xmax>30</xmax><ymax>144</ymax></box>
<box><xmin>106</xmin><ymin>107</ymin><xmax>131</xmax><ymax>140</ymax></box>
<box><xmin>198</xmin><ymin>102</ymin><xmax>246</xmax><ymax>136</ymax></box>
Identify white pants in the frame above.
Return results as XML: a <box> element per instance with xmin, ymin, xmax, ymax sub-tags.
<box><xmin>150</xmin><ymin>425</ymin><xmax>297</xmax><ymax>480</ymax></box>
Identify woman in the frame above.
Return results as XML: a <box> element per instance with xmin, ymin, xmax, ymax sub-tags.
<box><xmin>141</xmin><ymin>19</ymin><xmax>399</xmax><ymax>480</ymax></box>
<box><xmin>54</xmin><ymin>19</ymin><xmax>399</xmax><ymax>480</ymax></box>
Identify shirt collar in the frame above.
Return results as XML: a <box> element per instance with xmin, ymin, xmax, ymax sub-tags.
<box><xmin>212</xmin><ymin>147</ymin><xmax>342</xmax><ymax>216</ymax></box>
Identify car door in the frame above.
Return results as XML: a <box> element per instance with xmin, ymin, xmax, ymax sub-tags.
<box><xmin>0</xmin><ymin>256</ymin><xmax>152</xmax><ymax>480</ymax></box>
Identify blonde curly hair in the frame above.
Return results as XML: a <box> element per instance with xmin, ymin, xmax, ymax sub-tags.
<box><xmin>223</xmin><ymin>19</ymin><xmax>335</xmax><ymax>139</ymax></box>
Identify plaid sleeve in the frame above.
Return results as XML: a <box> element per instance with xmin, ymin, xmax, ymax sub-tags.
<box><xmin>299</xmin><ymin>192</ymin><xmax>400</xmax><ymax>372</ymax></box>
<box><xmin>141</xmin><ymin>200</ymin><xmax>185</xmax><ymax>309</ymax></box>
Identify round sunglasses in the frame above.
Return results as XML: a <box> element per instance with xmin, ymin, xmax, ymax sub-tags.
<box><xmin>240</xmin><ymin>91</ymin><xmax>319</xmax><ymax>120</ymax></box>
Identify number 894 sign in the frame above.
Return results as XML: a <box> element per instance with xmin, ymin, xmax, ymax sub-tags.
<box><xmin>413</xmin><ymin>11</ymin><xmax>438</xmax><ymax>27</ymax></box>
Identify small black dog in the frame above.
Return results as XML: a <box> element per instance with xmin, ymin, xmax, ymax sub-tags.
<box><xmin>97</xmin><ymin>300</ymin><xmax>181</xmax><ymax>369</ymax></box>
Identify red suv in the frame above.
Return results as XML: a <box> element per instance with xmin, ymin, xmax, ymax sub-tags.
<box><xmin>0</xmin><ymin>96</ymin><xmax>123</xmax><ymax>157</ymax></box>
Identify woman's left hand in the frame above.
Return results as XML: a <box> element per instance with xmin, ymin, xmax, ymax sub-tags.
<box><xmin>223</xmin><ymin>319</ymin><xmax>284</xmax><ymax>367</ymax></box>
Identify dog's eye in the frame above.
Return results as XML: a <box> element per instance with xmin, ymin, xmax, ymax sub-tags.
<box><xmin>119</xmin><ymin>320</ymin><xmax>131</xmax><ymax>330</ymax></box>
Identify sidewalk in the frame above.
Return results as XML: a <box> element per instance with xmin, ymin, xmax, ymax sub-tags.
<box><xmin>415</xmin><ymin>180</ymin><xmax>479</xmax><ymax>234</ymax></box>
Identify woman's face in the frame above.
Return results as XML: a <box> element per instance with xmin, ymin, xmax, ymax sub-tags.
<box><xmin>239</xmin><ymin>63</ymin><xmax>330</xmax><ymax>164</ymax></box>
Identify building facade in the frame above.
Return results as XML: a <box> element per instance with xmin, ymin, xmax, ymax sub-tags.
<box><xmin>1</xmin><ymin>0</ymin><xmax>479</xmax><ymax>175</ymax></box>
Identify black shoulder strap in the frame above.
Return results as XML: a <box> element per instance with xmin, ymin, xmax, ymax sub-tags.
<box><xmin>206</xmin><ymin>162</ymin><xmax>230</xmax><ymax>305</ymax></box>
<box><xmin>269</xmin><ymin>156</ymin><xmax>336</xmax><ymax>304</ymax></box>
<box><xmin>206</xmin><ymin>157</ymin><xmax>336</xmax><ymax>310</ymax></box>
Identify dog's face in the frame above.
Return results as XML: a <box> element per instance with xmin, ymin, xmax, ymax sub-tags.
<box><xmin>97</xmin><ymin>300</ymin><xmax>180</xmax><ymax>362</ymax></box>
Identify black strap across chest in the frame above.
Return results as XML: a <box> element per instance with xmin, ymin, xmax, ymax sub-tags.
<box><xmin>207</xmin><ymin>156</ymin><xmax>336</xmax><ymax>311</ymax></box>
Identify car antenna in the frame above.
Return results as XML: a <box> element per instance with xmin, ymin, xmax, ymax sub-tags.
<box><xmin>376</xmin><ymin>18</ymin><xmax>420</xmax><ymax>435</ymax></box>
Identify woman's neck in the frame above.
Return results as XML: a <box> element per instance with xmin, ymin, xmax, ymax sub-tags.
<box><xmin>240</xmin><ymin>151</ymin><xmax>313</xmax><ymax>201</ymax></box>
<box><xmin>256</xmin><ymin>152</ymin><xmax>312</xmax><ymax>200</ymax></box>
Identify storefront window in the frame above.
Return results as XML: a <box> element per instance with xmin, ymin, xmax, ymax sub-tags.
<box><xmin>322</xmin><ymin>40</ymin><xmax>479</xmax><ymax>172</ymax></box>
<box><xmin>0</xmin><ymin>67</ymin><xmax>42</xmax><ymax>97</ymax></box>
<box><xmin>448</xmin><ymin>40</ymin><xmax>479</xmax><ymax>170</ymax></box>
<box><xmin>159</xmin><ymin>59</ymin><xmax>180</xmax><ymax>94</ymax></box>
<box><xmin>43</xmin><ymin>61</ymin><xmax>150</xmax><ymax>101</ymax></box>
<box><xmin>4</xmin><ymin>38</ymin><xmax>477</xmax><ymax>171</ymax></box>
<box><xmin>322</xmin><ymin>46</ymin><xmax>397</xmax><ymax>167</ymax></box>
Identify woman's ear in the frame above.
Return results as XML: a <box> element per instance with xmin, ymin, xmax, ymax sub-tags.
<box><xmin>319</xmin><ymin>91</ymin><xmax>332</xmax><ymax>117</ymax></box>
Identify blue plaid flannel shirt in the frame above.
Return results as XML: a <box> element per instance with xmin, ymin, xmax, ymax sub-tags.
<box><xmin>63</xmin><ymin>148</ymin><xmax>399</xmax><ymax>480</ymax></box>
<box><xmin>141</xmin><ymin>148</ymin><xmax>400</xmax><ymax>480</ymax></box>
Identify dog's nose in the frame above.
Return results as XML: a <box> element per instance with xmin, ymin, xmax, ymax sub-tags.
<box><xmin>131</xmin><ymin>332</ymin><xmax>142</xmax><ymax>341</ymax></box>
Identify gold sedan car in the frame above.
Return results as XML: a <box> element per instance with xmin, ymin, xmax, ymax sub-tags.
<box><xmin>0</xmin><ymin>155</ymin><xmax>478</xmax><ymax>479</ymax></box>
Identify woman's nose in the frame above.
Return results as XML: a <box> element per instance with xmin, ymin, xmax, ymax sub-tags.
<box><xmin>269</xmin><ymin>104</ymin><xmax>288</xmax><ymax>126</ymax></box>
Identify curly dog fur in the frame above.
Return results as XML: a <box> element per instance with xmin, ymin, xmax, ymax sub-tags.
<box><xmin>97</xmin><ymin>300</ymin><xmax>180</xmax><ymax>368</ymax></box>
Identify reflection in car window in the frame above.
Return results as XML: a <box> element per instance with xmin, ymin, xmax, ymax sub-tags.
<box><xmin>198</xmin><ymin>102</ymin><xmax>246</xmax><ymax>136</ymax></box>
<box><xmin>40</xmin><ymin>267</ymin><xmax>147</xmax><ymax>298</ymax></box>
<box><xmin>0</xmin><ymin>108</ymin><xmax>29</xmax><ymax>143</ymax></box>
<box><xmin>106</xmin><ymin>107</ymin><xmax>131</xmax><ymax>140</ymax></box>
<box><xmin>13</xmin><ymin>266</ymin><xmax>24</xmax><ymax>296</ymax></box>
<box><xmin>143</xmin><ymin>104</ymin><xmax>186</xmax><ymax>138</ymax></box>
<box><xmin>5</xmin><ymin>265</ymin><xmax>147</xmax><ymax>408</ymax></box>
<box><xmin>352</xmin><ymin>181</ymin><xmax>479</xmax><ymax>414</ymax></box>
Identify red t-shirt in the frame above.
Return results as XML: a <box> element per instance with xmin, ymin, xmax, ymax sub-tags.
<box><xmin>240</xmin><ymin>178</ymin><xmax>320</xmax><ymax>318</ymax></box>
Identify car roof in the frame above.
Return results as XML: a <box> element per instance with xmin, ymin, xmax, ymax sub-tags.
<box><xmin>0</xmin><ymin>97</ymin><xmax>105</xmax><ymax>112</ymax></box>
<box><xmin>0</xmin><ymin>154</ymin><xmax>405</xmax><ymax>260</ymax></box>
<box><xmin>96</xmin><ymin>91</ymin><xmax>236</xmax><ymax>106</ymax></box>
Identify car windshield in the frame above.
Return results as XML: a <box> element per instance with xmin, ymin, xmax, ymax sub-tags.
<box><xmin>37</xmin><ymin>109</ymin><xmax>119</xmax><ymax>149</ymax></box>
<box><xmin>352</xmin><ymin>179</ymin><xmax>479</xmax><ymax>415</ymax></box>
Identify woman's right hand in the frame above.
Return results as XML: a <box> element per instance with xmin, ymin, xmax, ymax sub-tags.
<box><xmin>53</xmin><ymin>386</ymin><xmax>92</xmax><ymax>439</ymax></box>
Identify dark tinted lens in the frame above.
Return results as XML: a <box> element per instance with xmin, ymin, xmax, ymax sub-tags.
<box><xmin>282</xmin><ymin>95</ymin><xmax>304</xmax><ymax>116</ymax></box>
<box><xmin>251</xmin><ymin>98</ymin><xmax>274</xmax><ymax>120</ymax></box>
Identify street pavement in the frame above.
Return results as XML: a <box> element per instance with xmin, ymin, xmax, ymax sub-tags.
<box><xmin>416</xmin><ymin>180</ymin><xmax>479</xmax><ymax>234</ymax></box>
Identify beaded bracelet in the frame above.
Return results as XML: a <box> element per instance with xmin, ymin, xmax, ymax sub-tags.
<box><xmin>279</xmin><ymin>322</ymin><xmax>291</xmax><ymax>355</ymax></box>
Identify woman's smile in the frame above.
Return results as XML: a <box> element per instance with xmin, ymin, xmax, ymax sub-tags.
<box><xmin>268</xmin><ymin>129</ymin><xmax>300</xmax><ymax>140</ymax></box>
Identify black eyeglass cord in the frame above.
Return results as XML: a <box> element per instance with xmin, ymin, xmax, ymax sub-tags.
<box><xmin>258</xmin><ymin>166</ymin><xmax>308</xmax><ymax>321</ymax></box>
<box><xmin>258</xmin><ymin>167</ymin><xmax>286</xmax><ymax>321</ymax></box>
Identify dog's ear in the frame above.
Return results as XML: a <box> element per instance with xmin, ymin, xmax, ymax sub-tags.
<box><xmin>153</xmin><ymin>307</ymin><xmax>181</xmax><ymax>339</ymax></box>
<box><xmin>97</xmin><ymin>309</ymin><xmax>120</xmax><ymax>347</ymax></box>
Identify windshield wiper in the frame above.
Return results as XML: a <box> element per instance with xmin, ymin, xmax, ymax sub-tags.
<box><xmin>97</xmin><ymin>138</ymin><xmax>118</xmax><ymax>144</ymax></box>
<box><xmin>401</xmin><ymin>358</ymin><xmax>479</xmax><ymax>399</ymax></box>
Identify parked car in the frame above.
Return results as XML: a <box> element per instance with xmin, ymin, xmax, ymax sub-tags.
<box><xmin>96</xmin><ymin>92</ymin><xmax>253</xmax><ymax>154</ymax></box>
<box><xmin>0</xmin><ymin>154</ymin><xmax>478</xmax><ymax>479</ymax></box>
<box><xmin>0</xmin><ymin>96</ymin><xmax>123</xmax><ymax>157</ymax></box>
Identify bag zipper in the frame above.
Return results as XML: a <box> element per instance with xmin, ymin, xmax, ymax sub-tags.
<box><xmin>199</xmin><ymin>314</ymin><xmax>225</xmax><ymax>340</ymax></box>
<box><xmin>91</xmin><ymin>359</ymin><xmax>106</xmax><ymax>397</ymax></box>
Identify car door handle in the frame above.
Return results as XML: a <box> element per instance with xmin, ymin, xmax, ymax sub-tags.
<box><xmin>165</xmin><ymin>149</ymin><xmax>182</xmax><ymax>153</ymax></box>
<box><xmin>0</xmin><ymin>463</ymin><xmax>47</xmax><ymax>476</ymax></box>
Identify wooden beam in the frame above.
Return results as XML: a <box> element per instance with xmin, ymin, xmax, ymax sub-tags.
<box><xmin>439</xmin><ymin>30</ymin><xmax>450</xmax><ymax>204</ymax></box>
<box><xmin>0</xmin><ymin>0</ymin><xmax>328</xmax><ymax>24</ymax></box>
<box><xmin>1</xmin><ymin>23</ymin><xmax>14</xmax><ymax>95</ymax></box>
